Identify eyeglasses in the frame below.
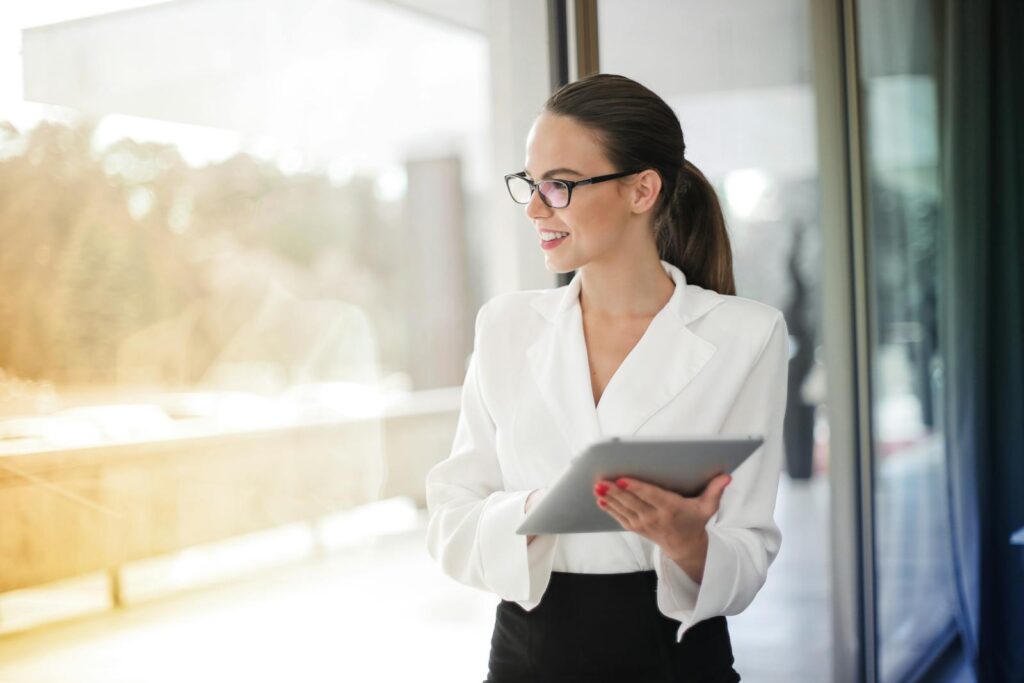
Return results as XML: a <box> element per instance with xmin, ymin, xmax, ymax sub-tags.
<box><xmin>503</xmin><ymin>169</ymin><xmax>645</xmax><ymax>209</ymax></box>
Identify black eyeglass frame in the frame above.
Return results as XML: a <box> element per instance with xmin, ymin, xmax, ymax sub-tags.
<box><xmin>503</xmin><ymin>169</ymin><xmax>646</xmax><ymax>208</ymax></box>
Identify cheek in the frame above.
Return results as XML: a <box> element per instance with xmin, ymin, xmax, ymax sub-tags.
<box><xmin>565</xmin><ymin>196</ymin><xmax>618</xmax><ymax>231</ymax></box>
<box><xmin>563</xmin><ymin>206</ymin><xmax>621</xmax><ymax>245</ymax></box>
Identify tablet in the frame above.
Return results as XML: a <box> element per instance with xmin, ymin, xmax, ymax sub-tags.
<box><xmin>515</xmin><ymin>434</ymin><xmax>763</xmax><ymax>535</ymax></box>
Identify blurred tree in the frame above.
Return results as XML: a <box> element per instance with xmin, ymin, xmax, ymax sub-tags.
<box><xmin>0</xmin><ymin>119</ymin><xmax>404</xmax><ymax>388</ymax></box>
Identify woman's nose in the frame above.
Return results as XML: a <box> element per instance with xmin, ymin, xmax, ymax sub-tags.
<box><xmin>525</xmin><ymin>187</ymin><xmax>551</xmax><ymax>219</ymax></box>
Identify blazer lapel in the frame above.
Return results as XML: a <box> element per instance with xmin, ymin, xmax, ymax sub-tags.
<box><xmin>526</xmin><ymin>277</ymin><xmax>603</xmax><ymax>460</ymax></box>
<box><xmin>526</xmin><ymin>260</ymin><xmax>724</xmax><ymax>460</ymax></box>
<box><xmin>595</xmin><ymin>301</ymin><xmax>718</xmax><ymax>438</ymax></box>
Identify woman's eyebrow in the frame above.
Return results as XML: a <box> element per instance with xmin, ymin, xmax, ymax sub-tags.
<box><xmin>524</xmin><ymin>167</ymin><xmax>583</xmax><ymax>179</ymax></box>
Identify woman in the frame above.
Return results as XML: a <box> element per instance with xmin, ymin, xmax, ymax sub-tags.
<box><xmin>425</xmin><ymin>73</ymin><xmax>789</xmax><ymax>682</ymax></box>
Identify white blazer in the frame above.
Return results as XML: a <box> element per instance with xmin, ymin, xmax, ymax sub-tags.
<box><xmin>425</xmin><ymin>259</ymin><xmax>790</xmax><ymax>643</ymax></box>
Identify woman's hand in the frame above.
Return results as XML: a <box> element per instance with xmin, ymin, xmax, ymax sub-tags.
<box><xmin>593</xmin><ymin>474</ymin><xmax>732</xmax><ymax>583</ymax></box>
<box><xmin>525</xmin><ymin>488</ymin><xmax>547</xmax><ymax>545</ymax></box>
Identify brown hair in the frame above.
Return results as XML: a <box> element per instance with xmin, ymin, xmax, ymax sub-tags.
<box><xmin>542</xmin><ymin>73</ymin><xmax>735</xmax><ymax>295</ymax></box>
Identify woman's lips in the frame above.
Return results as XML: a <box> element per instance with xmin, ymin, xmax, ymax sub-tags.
<box><xmin>539</xmin><ymin>234</ymin><xmax>568</xmax><ymax>250</ymax></box>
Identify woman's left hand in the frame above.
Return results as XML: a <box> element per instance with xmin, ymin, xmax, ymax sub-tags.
<box><xmin>594</xmin><ymin>475</ymin><xmax>732</xmax><ymax>566</ymax></box>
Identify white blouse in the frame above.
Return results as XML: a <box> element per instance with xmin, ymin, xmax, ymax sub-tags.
<box><xmin>425</xmin><ymin>259</ymin><xmax>790</xmax><ymax>643</ymax></box>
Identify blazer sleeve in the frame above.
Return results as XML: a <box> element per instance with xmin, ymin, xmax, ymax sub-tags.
<box><xmin>424</xmin><ymin>301</ymin><xmax>559</xmax><ymax>605</ymax></box>
<box><xmin>652</xmin><ymin>310</ymin><xmax>790</xmax><ymax>643</ymax></box>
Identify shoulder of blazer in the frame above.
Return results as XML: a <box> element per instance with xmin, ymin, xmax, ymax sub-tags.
<box><xmin>696</xmin><ymin>293</ymin><xmax>788</xmax><ymax>362</ymax></box>
<box><xmin>478</xmin><ymin>287</ymin><xmax>559</xmax><ymax>330</ymax></box>
<box><xmin>703</xmin><ymin>292</ymin><xmax>785</xmax><ymax>330</ymax></box>
<box><xmin>470</xmin><ymin>288</ymin><xmax>551</xmax><ymax>353</ymax></box>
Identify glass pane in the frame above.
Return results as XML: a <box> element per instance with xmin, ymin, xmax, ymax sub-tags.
<box><xmin>0</xmin><ymin>1</ymin><xmax>542</xmax><ymax>680</ymax></box>
<box><xmin>598</xmin><ymin>1</ymin><xmax>831</xmax><ymax>679</ymax></box>
<box><xmin>854</xmin><ymin>0</ymin><xmax>959</xmax><ymax>679</ymax></box>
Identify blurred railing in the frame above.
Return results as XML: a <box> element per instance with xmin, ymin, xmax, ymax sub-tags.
<box><xmin>0</xmin><ymin>387</ymin><xmax>460</xmax><ymax>598</ymax></box>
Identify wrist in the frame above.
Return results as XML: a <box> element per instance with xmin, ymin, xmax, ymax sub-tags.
<box><xmin>667</xmin><ymin>529</ymin><xmax>709</xmax><ymax>584</ymax></box>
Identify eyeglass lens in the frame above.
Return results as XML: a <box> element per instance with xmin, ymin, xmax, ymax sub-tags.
<box><xmin>508</xmin><ymin>176</ymin><xmax>569</xmax><ymax>208</ymax></box>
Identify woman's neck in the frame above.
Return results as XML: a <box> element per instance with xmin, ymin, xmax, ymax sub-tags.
<box><xmin>578</xmin><ymin>253</ymin><xmax>674</xmax><ymax>321</ymax></box>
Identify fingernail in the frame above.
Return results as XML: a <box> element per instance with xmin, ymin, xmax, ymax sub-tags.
<box><xmin>598</xmin><ymin>499</ymin><xmax>607</xmax><ymax>507</ymax></box>
<box><xmin>595</xmin><ymin>484</ymin><xmax>609</xmax><ymax>496</ymax></box>
<box><xmin>616</xmin><ymin>478</ymin><xmax>628</xmax><ymax>489</ymax></box>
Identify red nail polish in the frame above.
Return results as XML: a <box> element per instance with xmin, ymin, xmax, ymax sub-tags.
<box><xmin>598</xmin><ymin>499</ymin><xmax>607</xmax><ymax>507</ymax></box>
<box><xmin>616</xmin><ymin>478</ymin><xmax>628</xmax><ymax>489</ymax></box>
<box><xmin>595</xmin><ymin>483</ymin><xmax>609</xmax><ymax>496</ymax></box>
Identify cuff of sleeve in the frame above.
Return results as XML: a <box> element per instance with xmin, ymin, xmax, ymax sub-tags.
<box><xmin>477</xmin><ymin>490</ymin><xmax>559</xmax><ymax>605</ymax></box>
<box><xmin>656</xmin><ymin>525</ymin><xmax>736</xmax><ymax>643</ymax></box>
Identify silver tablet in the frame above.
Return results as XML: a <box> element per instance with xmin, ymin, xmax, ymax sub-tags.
<box><xmin>515</xmin><ymin>434</ymin><xmax>763</xmax><ymax>535</ymax></box>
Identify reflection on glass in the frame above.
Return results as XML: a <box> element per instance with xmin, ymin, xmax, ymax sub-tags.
<box><xmin>0</xmin><ymin>0</ymin><xmax>490</xmax><ymax>655</ymax></box>
<box><xmin>855</xmin><ymin>0</ymin><xmax>958</xmax><ymax>679</ymax></box>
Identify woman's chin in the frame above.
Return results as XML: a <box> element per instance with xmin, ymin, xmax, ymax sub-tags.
<box><xmin>543</xmin><ymin>255</ymin><xmax>578</xmax><ymax>274</ymax></box>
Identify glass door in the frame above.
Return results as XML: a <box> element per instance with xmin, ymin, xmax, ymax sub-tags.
<box><xmin>852</xmin><ymin>0</ymin><xmax>961</xmax><ymax>679</ymax></box>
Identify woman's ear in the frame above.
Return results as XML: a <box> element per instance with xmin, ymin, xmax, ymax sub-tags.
<box><xmin>630</xmin><ymin>169</ymin><xmax>662</xmax><ymax>214</ymax></box>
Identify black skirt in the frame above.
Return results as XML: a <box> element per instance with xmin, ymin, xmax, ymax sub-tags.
<box><xmin>485</xmin><ymin>570</ymin><xmax>741</xmax><ymax>683</ymax></box>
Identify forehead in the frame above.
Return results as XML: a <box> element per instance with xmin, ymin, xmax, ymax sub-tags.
<box><xmin>524</xmin><ymin>112</ymin><xmax>610</xmax><ymax>177</ymax></box>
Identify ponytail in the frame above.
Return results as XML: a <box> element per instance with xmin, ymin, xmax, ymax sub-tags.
<box><xmin>656</xmin><ymin>159</ymin><xmax>735</xmax><ymax>295</ymax></box>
